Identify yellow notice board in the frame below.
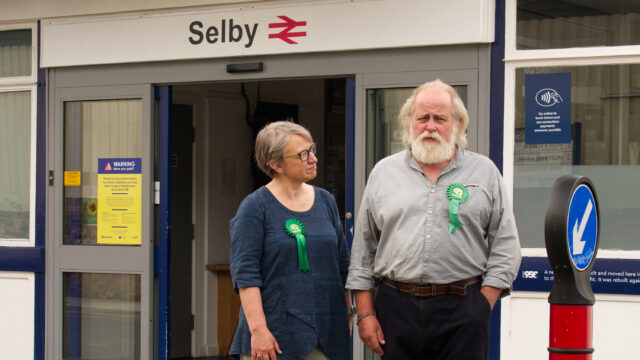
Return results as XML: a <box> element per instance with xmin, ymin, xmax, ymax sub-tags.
<box><xmin>97</xmin><ymin>158</ymin><xmax>142</xmax><ymax>245</ymax></box>
<box><xmin>64</xmin><ymin>171</ymin><xmax>81</xmax><ymax>186</ymax></box>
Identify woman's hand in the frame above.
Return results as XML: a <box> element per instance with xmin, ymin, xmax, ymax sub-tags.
<box><xmin>239</xmin><ymin>287</ymin><xmax>283</xmax><ymax>360</ymax></box>
<box><xmin>251</xmin><ymin>325</ymin><xmax>282</xmax><ymax>360</ymax></box>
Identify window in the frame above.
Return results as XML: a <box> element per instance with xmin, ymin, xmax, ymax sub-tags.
<box><xmin>0</xmin><ymin>29</ymin><xmax>32</xmax><ymax>77</ymax></box>
<box><xmin>512</xmin><ymin>64</ymin><xmax>640</xmax><ymax>250</ymax></box>
<box><xmin>0</xmin><ymin>90</ymin><xmax>31</xmax><ymax>239</ymax></box>
<box><xmin>0</xmin><ymin>25</ymin><xmax>36</xmax><ymax>245</ymax></box>
<box><xmin>517</xmin><ymin>0</ymin><xmax>640</xmax><ymax>49</ymax></box>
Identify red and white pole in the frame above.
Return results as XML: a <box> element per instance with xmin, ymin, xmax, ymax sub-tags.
<box><xmin>544</xmin><ymin>176</ymin><xmax>599</xmax><ymax>360</ymax></box>
<box><xmin>548</xmin><ymin>304</ymin><xmax>593</xmax><ymax>359</ymax></box>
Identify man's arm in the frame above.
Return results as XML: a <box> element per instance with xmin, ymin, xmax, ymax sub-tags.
<box><xmin>480</xmin><ymin>285</ymin><xmax>502</xmax><ymax>309</ymax></box>
<box><xmin>483</xmin><ymin>170</ymin><xmax>522</xmax><ymax>294</ymax></box>
<box><xmin>354</xmin><ymin>290</ymin><xmax>385</xmax><ymax>355</ymax></box>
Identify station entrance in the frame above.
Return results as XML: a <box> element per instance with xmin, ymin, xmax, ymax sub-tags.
<box><xmin>46</xmin><ymin>45</ymin><xmax>489</xmax><ymax>360</ymax></box>
<box><xmin>166</xmin><ymin>78</ymin><xmax>351</xmax><ymax>358</ymax></box>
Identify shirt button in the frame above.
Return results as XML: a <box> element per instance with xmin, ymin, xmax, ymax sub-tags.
<box><xmin>427</xmin><ymin>233</ymin><xmax>431</xmax><ymax>239</ymax></box>
<box><xmin>430</xmin><ymin>189</ymin><xmax>435</xmax><ymax>193</ymax></box>
<box><xmin>428</xmin><ymin>210</ymin><xmax>433</xmax><ymax>215</ymax></box>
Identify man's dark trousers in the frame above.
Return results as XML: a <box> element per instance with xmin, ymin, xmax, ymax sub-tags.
<box><xmin>375</xmin><ymin>281</ymin><xmax>491</xmax><ymax>359</ymax></box>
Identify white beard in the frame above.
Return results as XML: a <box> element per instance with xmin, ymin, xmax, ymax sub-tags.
<box><xmin>410</xmin><ymin>126</ymin><xmax>457</xmax><ymax>165</ymax></box>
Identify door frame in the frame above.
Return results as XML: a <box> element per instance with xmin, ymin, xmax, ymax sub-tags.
<box><xmin>156</xmin><ymin>85</ymin><xmax>172</xmax><ymax>360</ymax></box>
<box><xmin>46</xmin><ymin>84</ymin><xmax>155</xmax><ymax>360</ymax></box>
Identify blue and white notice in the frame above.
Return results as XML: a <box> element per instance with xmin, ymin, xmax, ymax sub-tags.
<box><xmin>525</xmin><ymin>72</ymin><xmax>572</xmax><ymax>144</ymax></box>
<box><xmin>567</xmin><ymin>184</ymin><xmax>598</xmax><ymax>271</ymax></box>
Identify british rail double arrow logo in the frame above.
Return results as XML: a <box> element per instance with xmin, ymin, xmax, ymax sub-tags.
<box><xmin>268</xmin><ymin>15</ymin><xmax>307</xmax><ymax>44</ymax></box>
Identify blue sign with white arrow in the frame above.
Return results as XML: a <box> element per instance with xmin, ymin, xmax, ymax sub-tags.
<box><xmin>567</xmin><ymin>184</ymin><xmax>598</xmax><ymax>271</ymax></box>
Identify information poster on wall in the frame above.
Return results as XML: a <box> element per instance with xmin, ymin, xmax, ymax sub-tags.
<box><xmin>515</xmin><ymin>257</ymin><xmax>640</xmax><ymax>295</ymax></box>
<box><xmin>97</xmin><ymin>158</ymin><xmax>142</xmax><ymax>245</ymax></box>
<box><xmin>525</xmin><ymin>72</ymin><xmax>571</xmax><ymax>144</ymax></box>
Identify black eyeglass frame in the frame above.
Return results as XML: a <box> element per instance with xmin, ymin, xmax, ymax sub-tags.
<box><xmin>285</xmin><ymin>143</ymin><xmax>317</xmax><ymax>162</ymax></box>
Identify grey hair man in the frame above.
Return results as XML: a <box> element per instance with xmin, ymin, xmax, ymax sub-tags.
<box><xmin>346</xmin><ymin>79</ymin><xmax>521</xmax><ymax>360</ymax></box>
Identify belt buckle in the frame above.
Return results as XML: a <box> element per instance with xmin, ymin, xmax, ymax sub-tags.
<box><xmin>410</xmin><ymin>284</ymin><xmax>436</xmax><ymax>297</ymax></box>
<box><xmin>409</xmin><ymin>285</ymin><xmax>427</xmax><ymax>297</ymax></box>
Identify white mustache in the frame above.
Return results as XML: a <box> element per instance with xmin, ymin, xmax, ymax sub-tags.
<box><xmin>417</xmin><ymin>131</ymin><xmax>443</xmax><ymax>143</ymax></box>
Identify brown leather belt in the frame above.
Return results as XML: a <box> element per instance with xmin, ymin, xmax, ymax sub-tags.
<box><xmin>381</xmin><ymin>276</ymin><xmax>482</xmax><ymax>297</ymax></box>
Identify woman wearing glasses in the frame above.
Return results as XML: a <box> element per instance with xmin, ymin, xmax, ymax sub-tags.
<box><xmin>230</xmin><ymin>121</ymin><xmax>352</xmax><ymax>360</ymax></box>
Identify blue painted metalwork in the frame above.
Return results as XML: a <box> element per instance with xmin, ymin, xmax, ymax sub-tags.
<box><xmin>0</xmin><ymin>246</ymin><xmax>44</xmax><ymax>272</ymax></box>
<box><xmin>156</xmin><ymin>86</ymin><xmax>173</xmax><ymax>360</ymax></box>
<box><xmin>488</xmin><ymin>2</ymin><xmax>505</xmax><ymax>359</ymax></box>
<box><xmin>345</xmin><ymin>77</ymin><xmax>355</xmax><ymax>250</ymax></box>
<box><xmin>35</xmin><ymin>19</ymin><xmax>47</xmax><ymax>360</ymax></box>
<box><xmin>489</xmin><ymin>0</ymin><xmax>506</xmax><ymax>174</ymax></box>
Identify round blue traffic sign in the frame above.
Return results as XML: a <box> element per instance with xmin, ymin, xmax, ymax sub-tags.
<box><xmin>567</xmin><ymin>184</ymin><xmax>598</xmax><ymax>271</ymax></box>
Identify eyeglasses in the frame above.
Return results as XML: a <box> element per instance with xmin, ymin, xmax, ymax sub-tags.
<box><xmin>285</xmin><ymin>143</ymin><xmax>317</xmax><ymax>162</ymax></box>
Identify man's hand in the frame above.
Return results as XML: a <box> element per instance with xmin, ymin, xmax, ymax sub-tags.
<box><xmin>480</xmin><ymin>285</ymin><xmax>502</xmax><ymax>310</ymax></box>
<box><xmin>357</xmin><ymin>315</ymin><xmax>386</xmax><ymax>355</ymax></box>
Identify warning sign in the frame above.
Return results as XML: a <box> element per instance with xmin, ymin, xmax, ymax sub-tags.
<box><xmin>97</xmin><ymin>158</ymin><xmax>142</xmax><ymax>245</ymax></box>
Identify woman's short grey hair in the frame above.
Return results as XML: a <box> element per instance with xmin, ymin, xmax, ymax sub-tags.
<box><xmin>398</xmin><ymin>79</ymin><xmax>469</xmax><ymax>148</ymax></box>
<box><xmin>254</xmin><ymin>121</ymin><xmax>313</xmax><ymax>178</ymax></box>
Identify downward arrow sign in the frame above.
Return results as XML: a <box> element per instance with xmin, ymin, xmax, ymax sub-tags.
<box><xmin>572</xmin><ymin>199</ymin><xmax>593</xmax><ymax>255</ymax></box>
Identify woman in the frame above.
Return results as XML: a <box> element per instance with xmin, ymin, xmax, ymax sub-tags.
<box><xmin>229</xmin><ymin>121</ymin><xmax>352</xmax><ymax>360</ymax></box>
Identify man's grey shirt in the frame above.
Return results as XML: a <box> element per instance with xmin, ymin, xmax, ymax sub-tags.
<box><xmin>346</xmin><ymin>148</ymin><xmax>521</xmax><ymax>291</ymax></box>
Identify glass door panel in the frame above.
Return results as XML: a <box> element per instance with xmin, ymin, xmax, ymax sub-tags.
<box><xmin>63</xmin><ymin>272</ymin><xmax>140</xmax><ymax>360</ymax></box>
<box><xmin>63</xmin><ymin>100</ymin><xmax>142</xmax><ymax>246</ymax></box>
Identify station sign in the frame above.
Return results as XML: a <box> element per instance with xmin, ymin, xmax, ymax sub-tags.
<box><xmin>41</xmin><ymin>0</ymin><xmax>494</xmax><ymax>67</ymax></box>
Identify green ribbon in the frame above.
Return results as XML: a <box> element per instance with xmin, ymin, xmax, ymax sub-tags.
<box><xmin>447</xmin><ymin>183</ymin><xmax>469</xmax><ymax>234</ymax></box>
<box><xmin>284</xmin><ymin>219</ymin><xmax>309</xmax><ymax>272</ymax></box>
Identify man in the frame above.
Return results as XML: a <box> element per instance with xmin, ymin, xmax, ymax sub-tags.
<box><xmin>346</xmin><ymin>79</ymin><xmax>521</xmax><ymax>359</ymax></box>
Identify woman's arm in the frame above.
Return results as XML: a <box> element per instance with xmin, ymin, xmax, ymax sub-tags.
<box><xmin>238</xmin><ymin>287</ymin><xmax>282</xmax><ymax>360</ymax></box>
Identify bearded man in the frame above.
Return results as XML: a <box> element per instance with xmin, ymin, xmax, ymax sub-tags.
<box><xmin>346</xmin><ymin>79</ymin><xmax>521</xmax><ymax>360</ymax></box>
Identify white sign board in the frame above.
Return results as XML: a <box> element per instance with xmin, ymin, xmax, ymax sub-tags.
<box><xmin>41</xmin><ymin>0</ymin><xmax>494</xmax><ymax>67</ymax></box>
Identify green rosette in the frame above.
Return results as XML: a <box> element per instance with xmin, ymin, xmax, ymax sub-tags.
<box><xmin>284</xmin><ymin>219</ymin><xmax>310</xmax><ymax>272</ymax></box>
<box><xmin>446</xmin><ymin>183</ymin><xmax>469</xmax><ymax>234</ymax></box>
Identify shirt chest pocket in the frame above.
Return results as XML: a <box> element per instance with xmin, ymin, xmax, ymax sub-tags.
<box><xmin>441</xmin><ymin>183</ymin><xmax>492</xmax><ymax>229</ymax></box>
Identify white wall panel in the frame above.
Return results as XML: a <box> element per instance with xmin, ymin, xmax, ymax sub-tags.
<box><xmin>0</xmin><ymin>272</ymin><xmax>34</xmax><ymax>360</ymax></box>
<box><xmin>505</xmin><ymin>292</ymin><xmax>640</xmax><ymax>360</ymax></box>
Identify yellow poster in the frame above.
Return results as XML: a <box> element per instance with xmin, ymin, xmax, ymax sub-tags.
<box><xmin>97</xmin><ymin>158</ymin><xmax>142</xmax><ymax>245</ymax></box>
<box><xmin>64</xmin><ymin>171</ymin><xmax>82</xmax><ymax>186</ymax></box>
